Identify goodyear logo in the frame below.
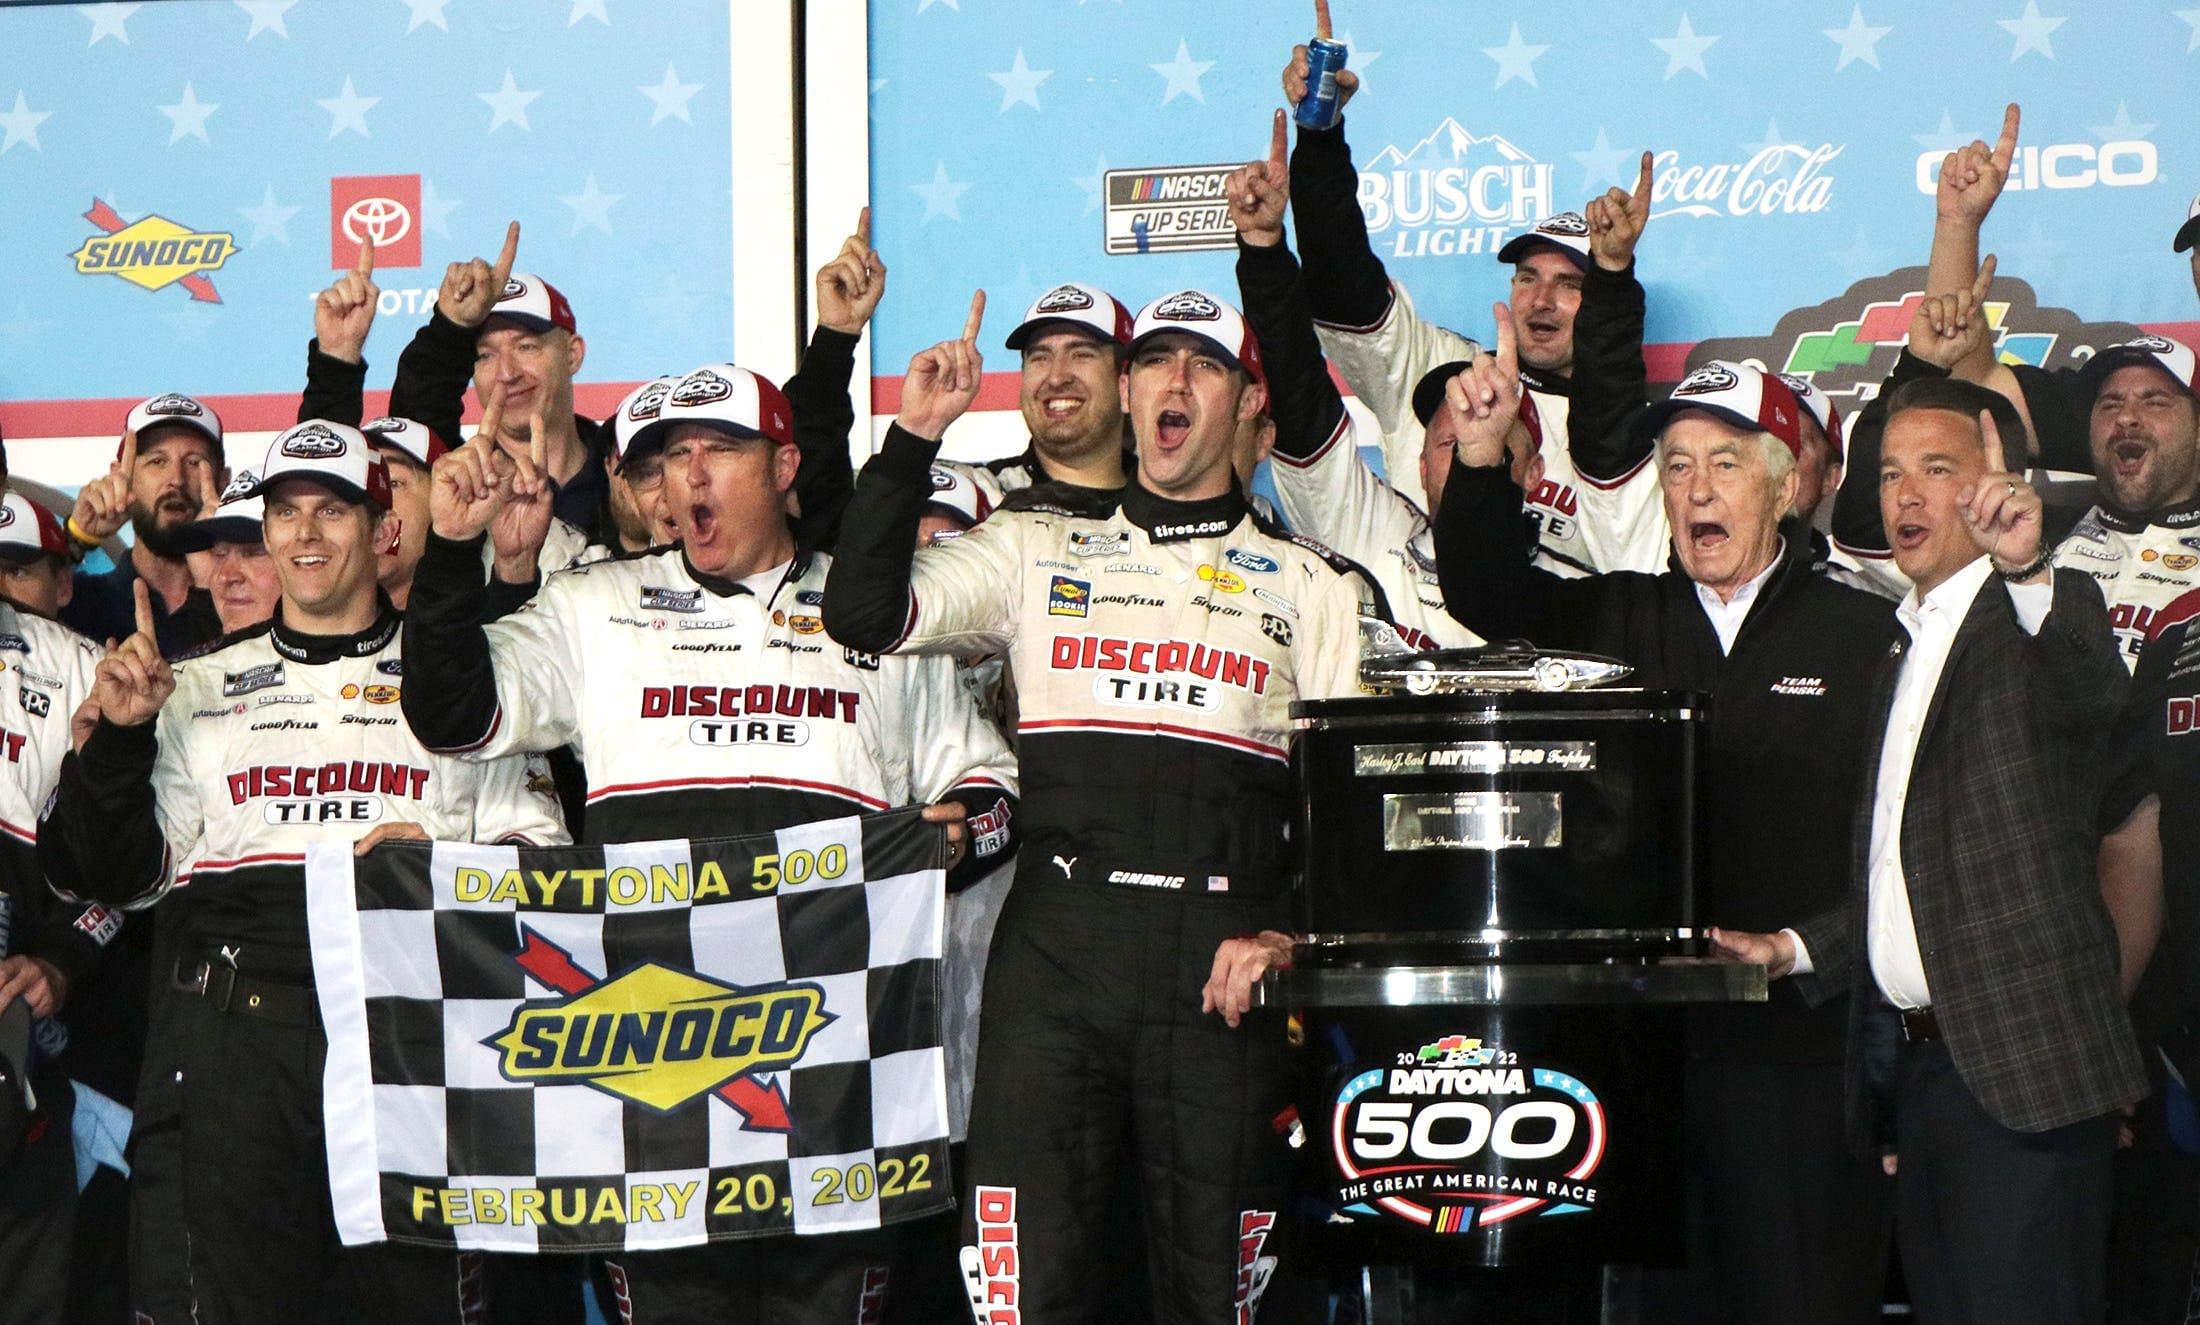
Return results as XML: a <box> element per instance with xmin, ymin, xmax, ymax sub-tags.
<box><xmin>70</xmin><ymin>199</ymin><xmax>234</xmax><ymax>303</ymax></box>
<box><xmin>487</xmin><ymin>937</ymin><xmax>831</xmax><ymax>1116</ymax></box>
<box><xmin>1047</xmin><ymin>574</ymin><xmax>1090</xmax><ymax>617</ymax></box>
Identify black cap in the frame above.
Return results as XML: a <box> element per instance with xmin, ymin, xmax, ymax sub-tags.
<box><xmin>1412</xmin><ymin>361</ymin><xmax>1475</xmax><ymax>426</ymax></box>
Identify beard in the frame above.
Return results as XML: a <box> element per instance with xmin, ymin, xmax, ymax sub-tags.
<box><xmin>131</xmin><ymin>507</ymin><xmax>192</xmax><ymax>558</ymax></box>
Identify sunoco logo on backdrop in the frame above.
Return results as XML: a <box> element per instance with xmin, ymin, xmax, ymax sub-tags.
<box><xmin>71</xmin><ymin>198</ymin><xmax>234</xmax><ymax>303</ymax></box>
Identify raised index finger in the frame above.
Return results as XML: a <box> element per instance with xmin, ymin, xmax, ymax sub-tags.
<box><xmin>356</xmin><ymin>233</ymin><xmax>376</xmax><ymax>278</ymax></box>
<box><xmin>117</xmin><ymin>426</ymin><xmax>138</xmax><ymax>476</ymax></box>
<box><xmin>1268</xmin><ymin>108</ymin><xmax>1288</xmax><ymax>167</ymax></box>
<box><xmin>133</xmin><ymin>578</ymin><xmax>157</xmax><ymax>641</ymax></box>
<box><xmin>489</xmin><ymin>221</ymin><xmax>521</xmax><ymax>288</ymax></box>
<box><xmin>1979</xmin><ymin>408</ymin><xmax>2007</xmax><ymax>475</ymax></box>
<box><xmin>1314</xmin><ymin>0</ymin><xmax>1332</xmax><ymax>41</ymax></box>
<box><xmin>1991</xmin><ymin>103</ymin><xmax>2020</xmax><ymax>172</ymax></box>
<box><xmin>1630</xmin><ymin>150</ymin><xmax>1654</xmax><ymax>208</ymax></box>
<box><xmin>1969</xmin><ymin>252</ymin><xmax>1998</xmax><ymax>304</ymax></box>
<box><xmin>961</xmin><ymin>289</ymin><xmax>986</xmax><ymax>344</ymax></box>
<box><xmin>1491</xmin><ymin>302</ymin><xmax>1518</xmax><ymax>378</ymax></box>
<box><xmin>856</xmin><ymin>205</ymin><xmax>871</xmax><ymax>244</ymax></box>
<box><xmin>474</xmin><ymin>383</ymin><xmax>508</xmax><ymax>449</ymax></box>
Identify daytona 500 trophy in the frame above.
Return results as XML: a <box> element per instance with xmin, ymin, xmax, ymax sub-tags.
<box><xmin>1267</xmin><ymin>637</ymin><xmax>1763</xmax><ymax>1317</ymax></box>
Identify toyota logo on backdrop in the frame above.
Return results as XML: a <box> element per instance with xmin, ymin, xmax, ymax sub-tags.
<box><xmin>329</xmin><ymin>174</ymin><xmax>423</xmax><ymax>268</ymax></box>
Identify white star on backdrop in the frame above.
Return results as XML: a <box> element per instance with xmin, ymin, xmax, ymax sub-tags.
<box><xmin>1150</xmin><ymin>39</ymin><xmax>1214</xmax><ymax>105</ymax></box>
<box><xmin>988</xmin><ymin>49</ymin><xmax>1052</xmax><ymax>113</ymax></box>
<box><xmin>916</xmin><ymin>0</ymin><xmax>958</xmax><ymax>12</ymax></box>
<box><xmin>1</xmin><ymin>91</ymin><xmax>54</xmax><ymax>153</ymax></box>
<box><xmin>1334</xmin><ymin>30</ymin><xmax>1380</xmax><ymax>86</ymax></box>
<box><xmin>2000</xmin><ymin>216</ymin><xmax>2069</xmax><ymax>273</ymax></box>
<box><xmin>911</xmin><ymin>162</ymin><xmax>972</xmax><ymax>222</ymax></box>
<box><xmin>1741</xmin><ymin>119</ymin><xmax>1795</xmax><ymax>156</ymax></box>
<box><xmin>560</xmin><ymin>174</ymin><xmax>621</xmax><ymax>234</ymax></box>
<box><xmin>1569</xmin><ymin>128</ymin><xmax>1633</xmax><ymax>191</ymax></box>
<box><xmin>236</xmin><ymin>0</ymin><xmax>296</xmax><ymax>40</ymax></box>
<box><xmin>1911</xmin><ymin>110</ymin><xmax>1971</xmax><ymax>154</ymax></box>
<box><xmin>1998</xmin><ymin>1</ymin><xmax>2066</xmax><ymax>60</ymax></box>
<box><xmin>643</xmin><ymin>275</ymin><xmax>705</xmax><ymax>332</ymax></box>
<box><xmin>2178</xmin><ymin>9</ymin><xmax>2200</xmax><ymax>52</ymax></box>
<box><xmin>479</xmin><ymin>70</ymin><xmax>542</xmax><ymax>132</ymax></box>
<box><xmin>1823</xmin><ymin>6</ymin><xmax>1891</xmax><ymax>71</ymax></box>
<box><xmin>317</xmin><ymin>75</ymin><xmax>379</xmax><ymax>138</ymax></box>
<box><xmin>238</xmin><ymin>184</ymin><xmax>300</xmax><ymax>245</ymax></box>
<box><xmin>1652</xmin><ymin>15</ymin><xmax>1719</xmax><ymax>80</ymax></box>
<box><xmin>78</xmin><ymin>4</ymin><xmax>139</xmax><ymax>46</ymax></box>
<box><xmin>1482</xmin><ymin>24</ymin><xmax>1550</xmax><ymax>89</ymax></box>
<box><xmin>2089</xmin><ymin>102</ymin><xmax>2155</xmax><ymax>142</ymax></box>
<box><xmin>400</xmin><ymin>0</ymin><xmax>450</xmax><ymax>33</ymax></box>
<box><xmin>1074</xmin><ymin>154</ymin><xmax>1110</xmax><ymax>216</ymax></box>
<box><xmin>638</xmin><ymin>63</ymin><xmax>701</xmax><ymax>125</ymax></box>
<box><xmin>418</xmin><ymin>177</ymin><xmax>460</xmax><ymax>237</ymax></box>
<box><xmin>158</xmin><ymin>83</ymin><xmax>218</xmax><ymax>144</ymax></box>
<box><xmin>569</xmin><ymin>0</ymin><xmax>608</xmax><ymax>25</ymax></box>
<box><xmin>94</xmin><ymin>187</ymin><xmax>142</xmax><ymax>221</ymax></box>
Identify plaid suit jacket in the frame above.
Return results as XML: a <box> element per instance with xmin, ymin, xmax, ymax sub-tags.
<box><xmin>1797</xmin><ymin>566</ymin><xmax>2147</xmax><ymax>1139</ymax></box>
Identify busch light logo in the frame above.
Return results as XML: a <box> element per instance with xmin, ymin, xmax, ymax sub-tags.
<box><xmin>280</xmin><ymin>424</ymin><xmax>347</xmax><ymax>459</ymax></box>
<box><xmin>671</xmin><ymin>370</ymin><xmax>733</xmax><ymax>407</ymax></box>
<box><xmin>1154</xmin><ymin>291</ymin><xmax>1220</xmax><ymax>322</ymax></box>
<box><xmin>1356</xmin><ymin>119</ymin><xmax>1557</xmax><ymax>259</ymax></box>
<box><xmin>1673</xmin><ymin>364</ymin><xmax>1739</xmax><ymax>396</ymax></box>
<box><xmin>142</xmin><ymin>393</ymin><xmax>204</xmax><ymax>418</ymax></box>
<box><xmin>1035</xmin><ymin>284</ymin><xmax>1094</xmax><ymax>313</ymax></box>
<box><xmin>1650</xmin><ymin>142</ymin><xmax>1842</xmax><ymax>220</ymax></box>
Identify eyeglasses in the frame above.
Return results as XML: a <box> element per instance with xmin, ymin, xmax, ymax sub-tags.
<box><xmin>621</xmin><ymin>464</ymin><xmax>664</xmax><ymax>494</ymax></box>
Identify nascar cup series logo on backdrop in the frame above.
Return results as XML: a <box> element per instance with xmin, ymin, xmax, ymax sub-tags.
<box><xmin>1331</xmin><ymin>1035</ymin><xmax>1606</xmax><ymax>1235</ymax></box>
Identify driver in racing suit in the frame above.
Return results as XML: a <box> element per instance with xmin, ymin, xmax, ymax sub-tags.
<box><xmin>36</xmin><ymin>421</ymin><xmax>569</xmax><ymax>1325</ymax></box>
<box><xmin>395</xmin><ymin>362</ymin><xmax>1020</xmax><ymax>1323</ymax></box>
<box><xmin>823</xmin><ymin>288</ymin><xmax>1372</xmax><ymax>1323</ymax></box>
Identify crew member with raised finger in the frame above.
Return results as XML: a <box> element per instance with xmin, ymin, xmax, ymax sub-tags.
<box><xmin>37</xmin><ymin>420</ymin><xmax>568</xmax><ymax>1324</ymax></box>
<box><xmin>395</xmin><ymin>360</ymin><xmax>1019</xmax><ymax>1322</ymax></box>
<box><xmin>62</xmin><ymin>395</ymin><xmax>225</xmax><ymax>655</ymax></box>
<box><xmin>945</xmin><ymin>281</ymin><xmax>1137</xmax><ymax>505</ymax></box>
<box><xmin>825</xmin><ymin>287</ymin><xmax>1375</xmax><ymax>1322</ymax></box>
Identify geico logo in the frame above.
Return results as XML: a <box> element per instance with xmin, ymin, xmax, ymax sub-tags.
<box><xmin>228</xmin><ymin>761</ymin><xmax>429</xmax><ymax>804</ymax></box>
<box><xmin>640</xmin><ymin>683</ymin><xmax>858</xmax><ymax>722</ymax></box>
<box><xmin>1049</xmin><ymin>635</ymin><xmax>1272</xmax><ymax>694</ymax></box>
<box><xmin>689</xmin><ymin>718</ymin><xmax>809</xmax><ymax>747</ymax></box>
<box><xmin>488</xmin><ymin>966</ymin><xmax>828</xmax><ymax>1112</ymax></box>
<box><xmin>263</xmin><ymin>798</ymin><xmax>385</xmax><ymax>826</ymax></box>
<box><xmin>1914</xmin><ymin>140</ymin><xmax>2157</xmax><ymax>193</ymax></box>
<box><xmin>1349</xmin><ymin>1099</ymin><xmax>1579</xmax><ymax>1163</ymax></box>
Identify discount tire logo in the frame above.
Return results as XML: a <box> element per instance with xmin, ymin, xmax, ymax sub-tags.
<box><xmin>1329</xmin><ymin>1036</ymin><xmax>1605</xmax><ymax>1235</ymax></box>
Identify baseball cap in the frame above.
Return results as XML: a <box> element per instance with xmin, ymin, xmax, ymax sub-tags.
<box><xmin>1776</xmin><ymin>373</ymin><xmax>1846</xmax><ymax>460</ymax></box>
<box><xmin>1128</xmin><ymin>289</ymin><xmax>1264</xmax><ymax>385</ymax></box>
<box><xmin>608</xmin><ymin>376</ymin><xmax>681</xmax><ymax>464</ymax></box>
<box><xmin>0</xmin><ymin>490</ymin><xmax>69</xmax><ymax>564</ymax></box>
<box><xmin>1496</xmin><ymin>211</ymin><xmax>1592</xmax><ymax>271</ymax></box>
<box><xmin>171</xmin><ymin>470</ymin><xmax>266</xmax><ymax>553</ymax></box>
<box><xmin>1628</xmin><ymin>361</ymin><xmax>1805</xmax><ymax>460</ymax></box>
<box><xmin>243</xmin><ymin>420</ymin><xmax>391</xmax><ymax>509</ymax></box>
<box><xmin>2175</xmin><ymin>194</ymin><xmax>2200</xmax><ymax>254</ymax></box>
<box><xmin>360</xmin><ymin>416</ymin><xmax>450</xmax><ymax>471</ymax></box>
<box><xmin>123</xmin><ymin>393</ymin><xmax>224</xmax><ymax>463</ymax></box>
<box><xmin>486</xmin><ymin>273</ymin><xmax>577</xmax><ymax>335</ymax></box>
<box><xmin>924</xmin><ymin>465</ymin><xmax>992</xmax><ymax>529</ymax></box>
<box><xmin>1004</xmin><ymin>282</ymin><xmax>1134</xmax><ymax>351</ymax></box>
<box><xmin>2081</xmin><ymin>334</ymin><xmax>2200</xmax><ymax>403</ymax></box>
<box><xmin>1412</xmin><ymin>361</ymin><xmax>1475</xmax><ymax>427</ymax></box>
<box><xmin>622</xmin><ymin>364</ymin><xmax>795</xmax><ymax>463</ymax></box>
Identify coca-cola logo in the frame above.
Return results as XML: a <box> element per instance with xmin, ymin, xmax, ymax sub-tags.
<box><xmin>1648</xmin><ymin>143</ymin><xmax>1842</xmax><ymax>220</ymax></box>
<box><xmin>1034</xmin><ymin>284</ymin><xmax>1095</xmax><ymax>313</ymax></box>
<box><xmin>1153</xmin><ymin>291</ymin><xmax>1220</xmax><ymax>322</ymax></box>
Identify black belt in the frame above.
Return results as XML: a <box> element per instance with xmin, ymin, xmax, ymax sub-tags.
<box><xmin>172</xmin><ymin>955</ymin><xmax>319</xmax><ymax>1028</ymax></box>
<box><xmin>1897</xmin><ymin>1006</ymin><xmax>1940</xmax><ymax>1042</ymax></box>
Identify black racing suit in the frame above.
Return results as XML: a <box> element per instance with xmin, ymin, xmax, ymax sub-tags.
<box><xmin>824</xmin><ymin>430</ymin><xmax>1372</xmax><ymax>1323</ymax></box>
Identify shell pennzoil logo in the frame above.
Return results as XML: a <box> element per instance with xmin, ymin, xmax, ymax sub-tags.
<box><xmin>70</xmin><ymin>198</ymin><xmax>236</xmax><ymax>303</ymax></box>
<box><xmin>486</xmin><ymin>928</ymin><xmax>832</xmax><ymax>1119</ymax></box>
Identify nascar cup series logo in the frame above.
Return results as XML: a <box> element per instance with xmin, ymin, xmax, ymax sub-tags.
<box><xmin>1356</xmin><ymin>119</ymin><xmax>1556</xmax><ymax>258</ymax></box>
<box><xmin>1331</xmin><ymin>1035</ymin><xmax>1606</xmax><ymax>1235</ymax></box>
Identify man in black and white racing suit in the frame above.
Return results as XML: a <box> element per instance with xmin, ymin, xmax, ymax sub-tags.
<box><xmin>824</xmin><ymin>288</ymin><xmax>1372</xmax><ymax>1323</ymax></box>
<box><xmin>396</xmin><ymin>361</ymin><xmax>1020</xmax><ymax>1323</ymax></box>
<box><xmin>37</xmin><ymin>421</ymin><xmax>569</xmax><ymax>1324</ymax></box>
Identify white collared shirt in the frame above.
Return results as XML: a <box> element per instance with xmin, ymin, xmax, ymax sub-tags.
<box><xmin>1693</xmin><ymin>542</ymin><xmax>1783</xmax><ymax>656</ymax></box>
<box><xmin>1858</xmin><ymin>555</ymin><xmax>2052</xmax><ymax>1007</ymax></box>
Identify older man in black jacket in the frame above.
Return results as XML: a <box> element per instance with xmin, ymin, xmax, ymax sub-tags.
<box><xmin>1434</xmin><ymin>331</ymin><xmax>1899</xmax><ymax>1323</ymax></box>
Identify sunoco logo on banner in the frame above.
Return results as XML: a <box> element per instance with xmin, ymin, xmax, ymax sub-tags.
<box><xmin>1355</xmin><ymin>119</ymin><xmax>1555</xmax><ymax>259</ymax></box>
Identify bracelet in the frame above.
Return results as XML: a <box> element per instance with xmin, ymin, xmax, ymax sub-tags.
<box><xmin>64</xmin><ymin>516</ymin><xmax>104</xmax><ymax>550</ymax></box>
<box><xmin>1994</xmin><ymin>550</ymin><xmax>2051</xmax><ymax>583</ymax></box>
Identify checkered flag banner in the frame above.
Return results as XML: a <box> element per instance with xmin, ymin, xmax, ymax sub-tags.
<box><xmin>304</xmin><ymin>808</ymin><xmax>952</xmax><ymax>1254</ymax></box>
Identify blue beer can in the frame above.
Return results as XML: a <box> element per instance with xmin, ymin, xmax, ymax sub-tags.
<box><xmin>1295</xmin><ymin>38</ymin><xmax>1349</xmax><ymax>131</ymax></box>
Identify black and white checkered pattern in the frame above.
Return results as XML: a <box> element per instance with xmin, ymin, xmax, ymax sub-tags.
<box><xmin>306</xmin><ymin>808</ymin><xmax>953</xmax><ymax>1253</ymax></box>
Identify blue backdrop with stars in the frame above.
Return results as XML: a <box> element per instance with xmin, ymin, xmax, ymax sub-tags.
<box><xmin>866</xmin><ymin>0</ymin><xmax>2200</xmax><ymax>372</ymax></box>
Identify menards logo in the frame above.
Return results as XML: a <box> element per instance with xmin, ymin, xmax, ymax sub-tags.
<box><xmin>486</xmin><ymin>929</ymin><xmax>830</xmax><ymax>1122</ymax></box>
<box><xmin>70</xmin><ymin>198</ymin><xmax>235</xmax><ymax>302</ymax></box>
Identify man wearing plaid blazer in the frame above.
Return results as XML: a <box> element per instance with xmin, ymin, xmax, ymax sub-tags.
<box><xmin>1716</xmin><ymin>377</ymin><xmax>2147</xmax><ymax>1324</ymax></box>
